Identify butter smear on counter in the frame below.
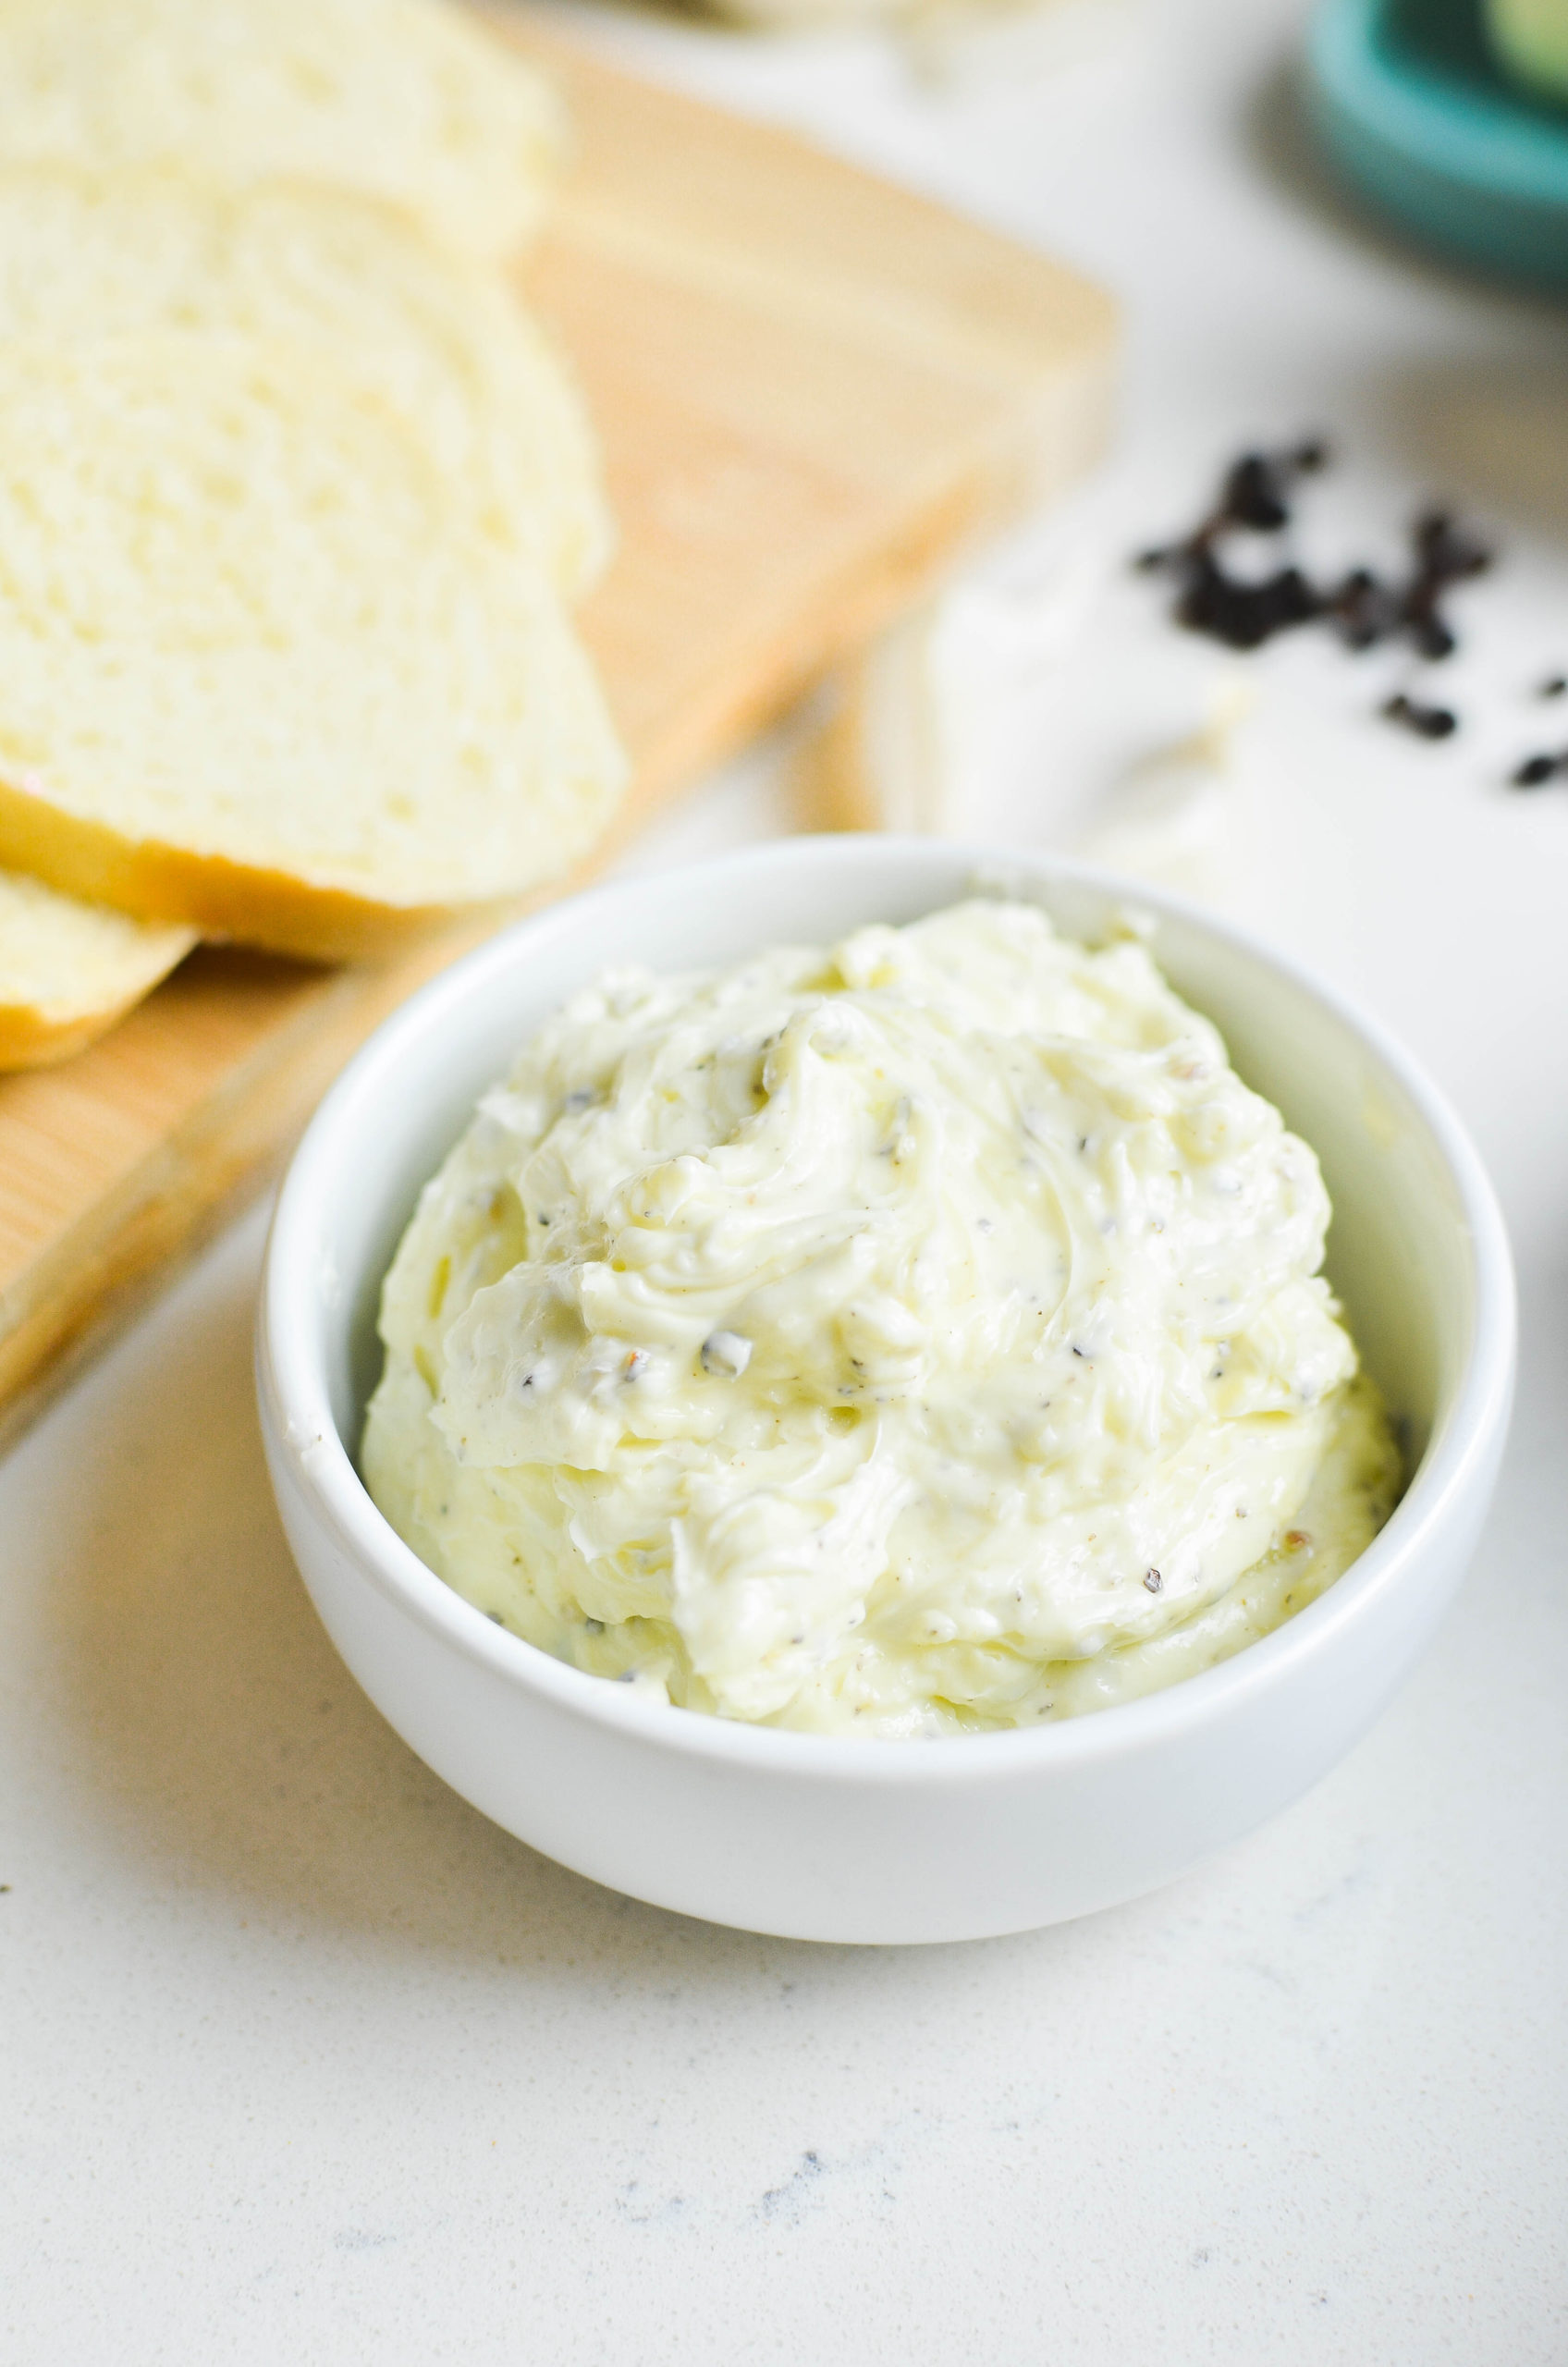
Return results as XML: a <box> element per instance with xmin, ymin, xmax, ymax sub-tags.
<box><xmin>363</xmin><ymin>899</ymin><xmax>1400</xmax><ymax>1737</ymax></box>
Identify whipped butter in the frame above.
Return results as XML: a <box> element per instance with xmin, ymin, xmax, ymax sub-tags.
<box><xmin>362</xmin><ymin>899</ymin><xmax>1400</xmax><ymax>1737</ymax></box>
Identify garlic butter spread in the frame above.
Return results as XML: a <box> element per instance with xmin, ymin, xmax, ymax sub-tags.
<box><xmin>362</xmin><ymin>900</ymin><xmax>1400</xmax><ymax>1737</ymax></box>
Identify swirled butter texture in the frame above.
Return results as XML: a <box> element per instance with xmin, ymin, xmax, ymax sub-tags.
<box><xmin>362</xmin><ymin>899</ymin><xmax>1400</xmax><ymax>1736</ymax></box>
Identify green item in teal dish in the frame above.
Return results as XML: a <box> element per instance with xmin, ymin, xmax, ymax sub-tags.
<box><xmin>1487</xmin><ymin>0</ymin><xmax>1568</xmax><ymax>101</ymax></box>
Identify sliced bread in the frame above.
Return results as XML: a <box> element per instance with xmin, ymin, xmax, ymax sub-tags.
<box><xmin>0</xmin><ymin>0</ymin><xmax>564</xmax><ymax>262</ymax></box>
<box><xmin>0</xmin><ymin>869</ymin><xmax>193</xmax><ymax>1069</ymax></box>
<box><xmin>0</xmin><ymin>164</ymin><xmax>610</xmax><ymax>597</ymax></box>
<box><xmin>0</xmin><ymin>335</ymin><xmax>628</xmax><ymax>963</ymax></box>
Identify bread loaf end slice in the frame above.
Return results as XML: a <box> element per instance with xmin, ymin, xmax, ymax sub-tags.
<box><xmin>0</xmin><ymin>869</ymin><xmax>194</xmax><ymax>1069</ymax></box>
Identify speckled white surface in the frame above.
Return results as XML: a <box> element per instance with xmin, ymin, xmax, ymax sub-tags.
<box><xmin>4</xmin><ymin>0</ymin><xmax>1568</xmax><ymax>2357</ymax></box>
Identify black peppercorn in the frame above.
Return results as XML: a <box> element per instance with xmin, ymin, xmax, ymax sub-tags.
<box><xmin>1383</xmin><ymin>693</ymin><xmax>1457</xmax><ymax>741</ymax></box>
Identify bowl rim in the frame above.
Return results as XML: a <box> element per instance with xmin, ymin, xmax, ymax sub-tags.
<box><xmin>258</xmin><ymin>834</ymin><xmax>1516</xmax><ymax>1790</ymax></box>
<box><xmin>1309</xmin><ymin>0</ymin><xmax>1568</xmax><ymax>201</ymax></box>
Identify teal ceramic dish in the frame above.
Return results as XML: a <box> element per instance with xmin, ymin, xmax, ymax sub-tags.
<box><xmin>1307</xmin><ymin>0</ymin><xmax>1568</xmax><ymax>289</ymax></box>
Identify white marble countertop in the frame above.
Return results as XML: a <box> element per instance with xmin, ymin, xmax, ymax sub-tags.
<box><xmin>5</xmin><ymin>1</ymin><xmax>1567</xmax><ymax>2358</ymax></box>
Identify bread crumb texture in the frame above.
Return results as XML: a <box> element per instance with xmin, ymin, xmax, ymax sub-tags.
<box><xmin>0</xmin><ymin>165</ymin><xmax>609</xmax><ymax>597</ymax></box>
<box><xmin>0</xmin><ymin>0</ymin><xmax>566</xmax><ymax>260</ymax></box>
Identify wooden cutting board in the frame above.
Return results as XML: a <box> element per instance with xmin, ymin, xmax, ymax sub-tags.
<box><xmin>0</xmin><ymin>13</ymin><xmax>1116</xmax><ymax>1444</ymax></box>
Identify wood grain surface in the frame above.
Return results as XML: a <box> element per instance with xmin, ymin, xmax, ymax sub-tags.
<box><xmin>0</xmin><ymin>13</ymin><xmax>1116</xmax><ymax>1444</ymax></box>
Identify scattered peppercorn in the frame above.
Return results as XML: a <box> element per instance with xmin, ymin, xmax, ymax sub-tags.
<box><xmin>1512</xmin><ymin>751</ymin><xmax>1568</xmax><ymax>788</ymax></box>
<box><xmin>1400</xmin><ymin>508</ymin><xmax>1493</xmax><ymax>661</ymax></box>
<box><xmin>1325</xmin><ymin>565</ymin><xmax>1403</xmax><ymax>650</ymax></box>
<box><xmin>1138</xmin><ymin>438</ymin><xmax>1330</xmax><ymax>571</ymax></box>
<box><xmin>1135</xmin><ymin>439</ymin><xmax>1568</xmax><ymax>790</ymax></box>
<box><xmin>1136</xmin><ymin>443</ymin><xmax>1495</xmax><ymax>689</ymax></box>
<box><xmin>1220</xmin><ymin>454</ymin><xmax>1289</xmax><ymax>533</ymax></box>
<box><xmin>1383</xmin><ymin>693</ymin><xmax>1457</xmax><ymax>742</ymax></box>
<box><xmin>1175</xmin><ymin>553</ymin><xmax>1322</xmax><ymax>651</ymax></box>
<box><xmin>1219</xmin><ymin>445</ymin><xmax>1325</xmax><ymax>531</ymax></box>
<box><xmin>1135</xmin><ymin>441</ymin><xmax>1335</xmax><ymax>649</ymax></box>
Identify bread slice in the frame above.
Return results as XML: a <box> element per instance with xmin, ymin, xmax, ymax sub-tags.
<box><xmin>0</xmin><ymin>868</ymin><xmax>194</xmax><ymax>1069</ymax></box>
<box><xmin>0</xmin><ymin>0</ymin><xmax>564</xmax><ymax>264</ymax></box>
<box><xmin>0</xmin><ymin>335</ymin><xmax>627</xmax><ymax>963</ymax></box>
<box><xmin>0</xmin><ymin>164</ymin><xmax>610</xmax><ymax>598</ymax></box>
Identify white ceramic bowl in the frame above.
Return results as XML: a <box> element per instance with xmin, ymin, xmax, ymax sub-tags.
<box><xmin>258</xmin><ymin>838</ymin><xmax>1514</xmax><ymax>1945</ymax></box>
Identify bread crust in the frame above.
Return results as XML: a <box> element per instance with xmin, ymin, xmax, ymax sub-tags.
<box><xmin>0</xmin><ymin>989</ymin><xmax>162</xmax><ymax>1068</ymax></box>
<box><xmin>0</xmin><ymin>771</ymin><xmax>513</xmax><ymax>963</ymax></box>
